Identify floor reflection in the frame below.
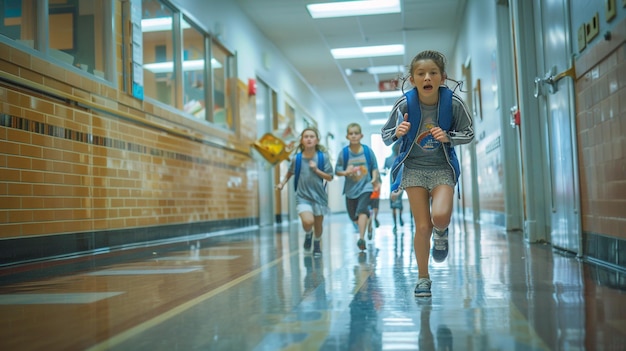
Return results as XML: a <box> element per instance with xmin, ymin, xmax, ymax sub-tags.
<box><xmin>0</xmin><ymin>213</ymin><xmax>625</xmax><ymax>351</ymax></box>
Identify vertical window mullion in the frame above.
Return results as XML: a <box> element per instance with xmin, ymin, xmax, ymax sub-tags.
<box><xmin>172</xmin><ymin>12</ymin><xmax>183</xmax><ymax>109</ymax></box>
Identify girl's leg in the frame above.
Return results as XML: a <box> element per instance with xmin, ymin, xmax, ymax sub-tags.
<box><xmin>300</xmin><ymin>211</ymin><xmax>315</xmax><ymax>233</ymax></box>
<box><xmin>313</xmin><ymin>215</ymin><xmax>324</xmax><ymax>238</ymax></box>
<box><xmin>312</xmin><ymin>215</ymin><xmax>324</xmax><ymax>255</ymax></box>
<box><xmin>405</xmin><ymin>186</ymin><xmax>432</xmax><ymax>279</ymax></box>
<box><xmin>300</xmin><ymin>211</ymin><xmax>315</xmax><ymax>250</ymax></box>
<box><xmin>430</xmin><ymin>185</ymin><xmax>454</xmax><ymax>230</ymax></box>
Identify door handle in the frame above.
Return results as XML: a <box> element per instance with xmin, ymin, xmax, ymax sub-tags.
<box><xmin>534</xmin><ymin>64</ymin><xmax>576</xmax><ymax>97</ymax></box>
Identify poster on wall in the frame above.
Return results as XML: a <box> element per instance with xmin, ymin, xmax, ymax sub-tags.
<box><xmin>130</xmin><ymin>0</ymin><xmax>144</xmax><ymax>100</ymax></box>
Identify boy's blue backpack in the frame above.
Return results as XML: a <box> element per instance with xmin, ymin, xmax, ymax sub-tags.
<box><xmin>294</xmin><ymin>150</ymin><xmax>324</xmax><ymax>191</ymax></box>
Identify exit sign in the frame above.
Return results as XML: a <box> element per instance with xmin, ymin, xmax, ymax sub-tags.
<box><xmin>379</xmin><ymin>79</ymin><xmax>399</xmax><ymax>92</ymax></box>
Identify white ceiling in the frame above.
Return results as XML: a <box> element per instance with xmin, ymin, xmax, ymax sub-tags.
<box><xmin>232</xmin><ymin>0</ymin><xmax>467</xmax><ymax>128</ymax></box>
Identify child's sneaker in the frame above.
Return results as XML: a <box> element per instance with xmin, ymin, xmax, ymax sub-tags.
<box><xmin>303</xmin><ymin>233</ymin><xmax>313</xmax><ymax>251</ymax></box>
<box><xmin>374</xmin><ymin>218</ymin><xmax>380</xmax><ymax>228</ymax></box>
<box><xmin>414</xmin><ymin>277</ymin><xmax>432</xmax><ymax>297</ymax></box>
<box><xmin>357</xmin><ymin>238</ymin><xmax>366</xmax><ymax>251</ymax></box>
<box><xmin>313</xmin><ymin>240</ymin><xmax>322</xmax><ymax>257</ymax></box>
<box><xmin>431</xmin><ymin>228</ymin><xmax>449</xmax><ymax>262</ymax></box>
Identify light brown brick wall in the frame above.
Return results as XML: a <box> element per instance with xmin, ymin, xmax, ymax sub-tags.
<box><xmin>0</xmin><ymin>40</ymin><xmax>259</xmax><ymax>239</ymax></box>
<box><xmin>575</xmin><ymin>19</ymin><xmax>626</xmax><ymax>239</ymax></box>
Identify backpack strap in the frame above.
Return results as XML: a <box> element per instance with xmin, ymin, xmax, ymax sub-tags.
<box><xmin>294</xmin><ymin>152</ymin><xmax>302</xmax><ymax>191</ymax></box>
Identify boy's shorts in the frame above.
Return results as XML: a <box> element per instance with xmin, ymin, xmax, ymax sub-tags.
<box><xmin>346</xmin><ymin>192</ymin><xmax>372</xmax><ymax>221</ymax></box>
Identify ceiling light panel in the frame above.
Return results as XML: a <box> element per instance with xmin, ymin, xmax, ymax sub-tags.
<box><xmin>355</xmin><ymin>91</ymin><xmax>403</xmax><ymax>100</ymax></box>
<box><xmin>307</xmin><ymin>0</ymin><xmax>401</xmax><ymax>19</ymax></box>
<box><xmin>331</xmin><ymin>44</ymin><xmax>404</xmax><ymax>59</ymax></box>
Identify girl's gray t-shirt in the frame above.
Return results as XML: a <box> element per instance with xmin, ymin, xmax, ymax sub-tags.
<box><xmin>288</xmin><ymin>151</ymin><xmax>333</xmax><ymax>206</ymax></box>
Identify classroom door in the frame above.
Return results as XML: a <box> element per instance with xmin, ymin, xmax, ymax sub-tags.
<box><xmin>532</xmin><ymin>0</ymin><xmax>581</xmax><ymax>254</ymax></box>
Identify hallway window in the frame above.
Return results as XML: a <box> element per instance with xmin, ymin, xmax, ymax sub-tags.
<box><xmin>48</xmin><ymin>0</ymin><xmax>109</xmax><ymax>79</ymax></box>
<box><xmin>0</xmin><ymin>0</ymin><xmax>111</xmax><ymax>80</ymax></box>
<box><xmin>141</xmin><ymin>0</ymin><xmax>175</xmax><ymax>106</ymax></box>
<box><xmin>0</xmin><ymin>0</ymin><xmax>37</xmax><ymax>49</ymax></box>
<box><xmin>211</xmin><ymin>41</ymin><xmax>235</xmax><ymax>131</ymax></box>
<box><xmin>182</xmin><ymin>18</ymin><xmax>206</xmax><ymax>120</ymax></box>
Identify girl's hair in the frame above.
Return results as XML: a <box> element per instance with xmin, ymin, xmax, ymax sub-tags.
<box><xmin>400</xmin><ymin>50</ymin><xmax>465</xmax><ymax>93</ymax></box>
<box><xmin>408</xmin><ymin>50</ymin><xmax>447</xmax><ymax>77</ymax></box>
<box><xmin>297</xmin><ymin>127</ymin><xmax>326</xmax><ymax>152</ymax></box>
<box><xmin>346</xmin><ymin>123</ymin><xmax>362</xmax><ymax>134</ymax></box>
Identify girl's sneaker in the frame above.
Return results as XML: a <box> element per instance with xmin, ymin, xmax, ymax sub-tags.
<box><xmin>414</xmin><ymin>278</ymin><xmax>432</xmax><ymax>297</ymax></box>
<box><xmin>303</xmin><ymin>233</ymin><xmax>313</xmax><ymax>251</ymax></box>
<box><xmin>357</xmin><ymin>238</ymin><xmax>366</xmax><ymax>251</ymax></box>
<box><xmin>313</xmin><ymin>240</ymin><xmax>322</xmax><ymax>256</ymax></box>
<box><xmin>431</xmin><ymin>228</ymin><xmax>449</xmax><ymax>262</ymax></box>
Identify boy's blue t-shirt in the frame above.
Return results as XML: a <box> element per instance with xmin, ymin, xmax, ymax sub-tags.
<box><xmin>335</xmin><ymin>145</ymin><xmax>378</xmax><ymax>199</ymax></box>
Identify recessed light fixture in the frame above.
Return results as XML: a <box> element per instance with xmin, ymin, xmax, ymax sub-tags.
<box><xmin>362</xmin><ymin>105</ymin><xmax>394</xmax><ymax>113</ymax></box>
<box><xmin>307</xmin><ymin>0</ymin><xmax>401</xmax><ymax>19</ymax></box>
<box><xmin>331</xmin><ymin>44</ymin><xmax>404</xmax><ymax>59</ymax></box>
<box><xmin>355</xmin><ymin>91</ymin><xmax>403</xmax><ymax>100</ymax></box>
<box><xmin>367</xmin><ymin>65</ymin><xmax>405</xmax><ymax>75</ymax></box>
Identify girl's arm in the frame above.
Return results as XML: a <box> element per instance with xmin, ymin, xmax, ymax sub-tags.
<box><xmin>276</xmin><ymin>171</ymin><xmax>293</xmax><ymax>190</ymax></box>
<box><xmin>448</xmin><ymin>97</ymin><xmax>475</xmax><ymax>147</ymax></box>
<box><xmin>381</xmin><ymin>97</ymin><xmax>406</xmax><ymax>145</ymax></box>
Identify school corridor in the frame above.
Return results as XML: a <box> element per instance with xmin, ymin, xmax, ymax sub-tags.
<box><xmin>1</xmin><ymin>209</ymin><xmax>625</xmax><ymax>351</ymax></box>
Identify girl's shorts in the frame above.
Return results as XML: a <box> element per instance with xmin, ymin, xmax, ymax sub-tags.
<box><xmin>296</xmin><ymin>199</ymin><xmax>328</xmax><ymax>216</ymax></box>
<box><xmin>400</xmin><ymin>167</ymin><xmax>455</xmax><ymax>192</ymax></box>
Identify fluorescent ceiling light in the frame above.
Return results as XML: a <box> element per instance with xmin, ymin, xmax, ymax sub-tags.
<box><xmin>369</xmin><ymin>118</ymin><xmax>388</xmax><ymax>125</ymax></box>
<box><xmin>362</xmin><ymin>105</ymin><xmax>393</xmax><ymax>113</ymax></box>
<box><xmin>332</xmin><ymin>44</ymin><xmax>404</xmax><ymax>59</ymax></box>
<box><xmin>307</xmin><ymin>0</ymin><xmax>400</xmax><ymax>18</ymax></box>
<box><xmin>355</xmin><ymin>91</ymin><xmax>403</xmax><ymax>100</ymax></box>
<box><xmin>143</xmin><ymin>59</ymin><xmax>222</xmax><ymax>73</ymax></box>
<box><xmin>367</xmin><ymin>65</ymin><xmax>405</xmax><ymax>75</ymax></box>
<box><xmin>141</xmin><ymin>17</ymin><xmax>191</xmax><ymax>32</ymax></box>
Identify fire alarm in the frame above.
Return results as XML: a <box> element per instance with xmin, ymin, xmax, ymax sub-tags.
<box><xmin>248</xmin><ymin>78</ymin><xmax>256</xmax><ymax>96</ymax></box>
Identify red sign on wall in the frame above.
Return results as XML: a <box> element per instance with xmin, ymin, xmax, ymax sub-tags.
<box><xmin>378</xmin><ymin>79</ymin><xmax>399</xmax><ymax>92</ymax></box>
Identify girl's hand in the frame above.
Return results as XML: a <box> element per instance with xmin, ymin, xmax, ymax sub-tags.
<box><xmin>396</xmin><ymin>113</ymin><xmax>411</xmax><ymax>138</ymax></box>
<box><xmin>430</xmin><ymin>127</ymin><xmax>450</xmax><ymax>143</ymax></box>
<box><xmin>309</xmin><ymin>160</ymin><xmax>317</xmax><ymax>170</ymax></box>
<box><xmin>275</xmin><ymin>183</ymin><xmax>284</xmax><ymax>191</ymax></box>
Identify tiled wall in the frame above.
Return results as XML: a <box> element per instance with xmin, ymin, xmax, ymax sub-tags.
<box><xmin>0</xmin><ymin>38</ymin><xmax>259</xmax><ymax>264</ymax></box>
<box><xmin>574</xmin><ymin>17</ymin><xmax>626</xmax><ymax>268</ymax></box>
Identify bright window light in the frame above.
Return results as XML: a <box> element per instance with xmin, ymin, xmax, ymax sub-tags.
<box><xmin>144</xmin><ymin>59</ymin><xmax>222</xmax><ymax>73</ymax></box>
<box><xmin>141</xmin><ymin>17</ymin><xmax>191</xmax><ymax>32</ymax></box>
<box><xmin>369</xmin><ymin>118</ymin><xmax>388</xmax><ymax>125</ymax></box>
<box><xmin>331</xmin><ymin>44</ymin><xmax>404</xmax><ymax>59</ymax></box>
<box><xmin>355</xmin><ymin>91</ymin><xmax>403</xmax><ymax>100</ymax></box>
<box><xmin>363</xmin><ymin>105</ymin><xmax>393</xmax><ymax>113</ymax></box>
<box><xmin>307</xmin><ymin>0</ymin><xmax>401</xmax><ymax>18</ymax></box>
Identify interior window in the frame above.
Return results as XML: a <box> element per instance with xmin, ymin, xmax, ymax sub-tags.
<box><xmin>182</xmin><ymin>18</ymin><xmax>206</xmax><ymax>120</ymax></box>
<box><xmin>141</xmin><ymin>0</ymin><xmax>175</xmax><ymax>106</ymax></box>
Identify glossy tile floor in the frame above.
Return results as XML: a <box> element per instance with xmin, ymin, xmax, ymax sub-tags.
<box><xmin>1</xmin><ymin>211</ymin><xmax>625</xmax><ymax>351</ymax></box>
